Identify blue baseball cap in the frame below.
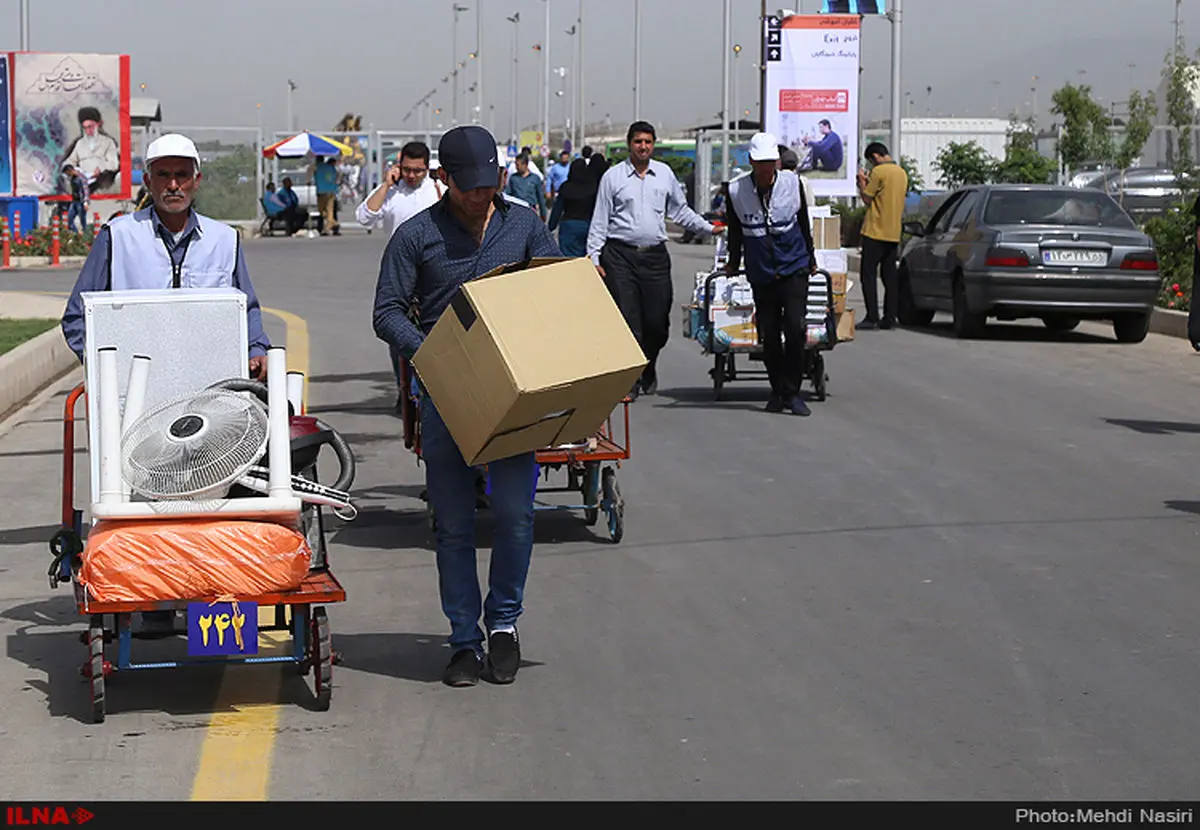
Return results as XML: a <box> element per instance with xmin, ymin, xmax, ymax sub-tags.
<box><xmin>437</xmin><ymin>125</ymin><xmax>500</xmax><ymax>191</ymax></box>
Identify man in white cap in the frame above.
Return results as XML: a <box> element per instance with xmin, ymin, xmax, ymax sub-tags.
<box><xmin>60</xmin><ymin>133</ymin><xmax>272</xmax><ymax>634</ymax></box>
<box><xmin>62</xmin><ymin>132</ymin><xmax>270</xmax><ymax>379</ymax></box>
<box><xmin>722</xmin><ymin>132</ymin><xmax>818</xmax><ymax>417</ymax></box>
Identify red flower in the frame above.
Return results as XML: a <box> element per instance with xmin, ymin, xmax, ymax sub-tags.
<box><xmin>1172</xmin><ymin>283</ymin><xmax>1181</xmax><ymax>292</ymax></box>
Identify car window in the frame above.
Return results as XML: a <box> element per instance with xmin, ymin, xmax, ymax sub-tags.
<box><xmin>927</xmin><ymin>192</ymin><xmax>966</xmax><ymax>234</ymax></box>
<box><xmin>983</xmin><ymin>190</ymin><xmax>1136</xmax><ymax>228</ymax></box>
<box><xmin>946</xmin><ymin>189</ymin><xmax>982</xmax><ymax>230</ymax></box>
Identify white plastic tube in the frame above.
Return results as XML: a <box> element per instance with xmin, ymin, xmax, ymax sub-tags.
<box><xmin>119</xmin><ymin>354</ymin><xmax>151</xmax><ymax>501</ymax></box>
<box><xmin>97</xmin><ymin>347</ymin><xmax>122</xmax><ymax>506</ymax></box>
<box><xmin>91</xmin><ymin>495</ymin><xmax>303</xmax><ymax>521</ymax></box>
<box><xmin>286</xmin><ymin>371</ymin><xmax>305</xmax><ymax>416</ymax></box>
<box><xmin>266</xmin><ymin>347</ymin><xmax>292</xmax><ymax>498</ymax></box>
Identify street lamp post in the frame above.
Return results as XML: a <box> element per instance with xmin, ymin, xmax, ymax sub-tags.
<box><xmin>19</xmin><ymin>0</ymin><xmax>29</xmax><ymax>50</ymax></box>
<box><xmin>543</xmin><ymin>0</ymin><xmax>552</xmax><ymax>155</ymax></box>
<box><xmin>477</xmin><ymin>3</ymin><xmax>483</xmax><ymax>130</ymax></box>
<box><xmin>733</xmin><ymin>43</ymin><xmax>742</xmax><ymax>141</ymax></box>
<box><xmin>567</xmin><ymin>24</ymin><xmax>578</xmax><ymax>150</ymax></box>
<box><xmin>453</xmin><ymin>4</ymin><xmax>468</xmax><ymax>125</ymax></box>
<box><xmin>722</xmin><ymin>0</ymin><xmax>731</xmax><ymax>181</ymax></box>
<box><xmin>578</xmin><ymin>0</ymin><xmax>586</xmax><ymax>151</ymax></box>
<box><xmin>508</xmin><ymin>13</ymin><xmax>520</xmax><ymax>145</ymax></box>
<box><xmin>286</xmin><ymin>80</ymin><xmax>296</xmax><ymax>132</ymax></box>
<box><xmin>633</xmin><ymin>0</ymin><xmax>642</xmax><ymax>121</ymax></box>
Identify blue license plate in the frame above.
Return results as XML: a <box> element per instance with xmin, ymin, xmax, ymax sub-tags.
<box><xmin>187</xmin><ymin>601</ymin><xmax>259</xmax><ymax>656</ymax></box>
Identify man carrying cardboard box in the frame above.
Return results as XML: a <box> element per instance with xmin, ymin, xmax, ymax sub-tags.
<box><xmin>372</xmin><ymin>125</ymin><xmax>562</xmax><ymax>688</ymax></box>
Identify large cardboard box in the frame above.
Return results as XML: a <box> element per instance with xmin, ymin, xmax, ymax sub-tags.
<box><xmin>709</xmin><ymin>305</ymin><xmax>758</xmax><ymax>349</ymax></box>
<box><xmin>413</xmin><ymin>258</ymin><xmax>648</xmax><ymax>466</ymax></box>
<box><xmin>836</xmin><ymin>308</ymin><xmax>855</xmax><ymax>342</ymax></box>
<box><xmin>829</xmin><ymin>272</ymin><xmax>848</xmax><ymax>314</ymax></box>
<box><xmin>812</xmin><ymin>216</ymin><xmax>842</xmax><ymax>251</ymax></box>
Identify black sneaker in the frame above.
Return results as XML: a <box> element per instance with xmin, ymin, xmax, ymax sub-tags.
<box><xmin>443</xmin><ymin>648</ymin><xmax>482</xmax><ymax>687</ymax></box>
<box><xmin>485</xmin><ymin>629</ymin><xmax>520</xmax><ymax>684</ymax></box>
<box><xmin>858</xmin><ymin>318</ymin><xmax>879</xmax><ymax>330</ymax></box>
<box><xmin>765</xmin><ymin>394</ymin><xmax>785</xmax><ymax>413</ymax></box>
<box><xmin>879</xmin><ymin>318</ymin><xmax>895</xmax><ymax>330</ymax></box>
<box><xmin>788</xmin><ymin>397</ymin><xmax>812</xmax><ymax>417</ymax></box>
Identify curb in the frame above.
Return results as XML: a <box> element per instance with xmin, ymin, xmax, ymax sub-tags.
<box><xmin>0</xmin><ymin>325</ymin><xmax>79</xmax><ymax>425</ymax></box>
<box><xmin>1150</xmin><ymin>307</ymin><xmax>1189</xmax><ymax>340</ymax></box>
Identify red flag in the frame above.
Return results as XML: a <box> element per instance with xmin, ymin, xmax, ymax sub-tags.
<box><xmin>532</xmin><ymin>43</ymin><xmax>542</xmax><ymax>51</ymax></box>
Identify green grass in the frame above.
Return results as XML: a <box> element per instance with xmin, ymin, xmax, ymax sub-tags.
<box><xmin>0</xmin><ymin>318</ymin><xmax>59</xmax><ymax>357</ymax></box>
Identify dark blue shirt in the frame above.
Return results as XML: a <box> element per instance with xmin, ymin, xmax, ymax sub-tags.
<box><xmin>373</xmin><ymin>196</ymin><xmax>562</xmax><ymax>361</ymax></box>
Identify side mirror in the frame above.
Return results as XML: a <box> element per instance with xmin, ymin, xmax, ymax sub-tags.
<box><xmin>903</xmin><ymin>221</ymin><xmax>926</xmax><ymax>237</ymax></box>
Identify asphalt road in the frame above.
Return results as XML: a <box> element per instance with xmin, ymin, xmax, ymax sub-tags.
<box><xmin>1</xmin><ymin>230</ymin><xmax>1199</xmax><ymax>800</ymax></box>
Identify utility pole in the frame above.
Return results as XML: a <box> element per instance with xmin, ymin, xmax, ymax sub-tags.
<box><xmin>722</xmin><ymin>0</ymin><xmax>732</xmax><ymax>181</ymax></box>
<box><xmin>477</xmin><ymin>2</ymin><xmax>484</xmax><ymax>129</ymax></box>
<box><xmin>578</xmin><ymin>0</ymin><xmax>586</xmax><ymax>151</ymax></box>
<box><xmin>543</xmin><ymin>0</ymin><xmax>552</xmax><ymax>154</ymax></box>
<box><xmin>19</xmin><ymin>0</ymin><xmax>29</xmax><ymax>50</ymax></box>
<box><xmin>1175</xmin><ymin>0</ymin><xmax>1183</xmax><ymax>59</ymax></box>
<box><xmin>508</xmin><ymin>13</ymin><xmax>520</xmax><ymax>145</ymax></box>
<box><xmin>890</xmin><ymin>0</ymin><xmax>903</xmax><ymax>164</ymax></box>
<box><xmin>453</xmin><ymin>4</ymin><xmax>468</xmax><ymax>125</ymax></box>
<box><xmin>286</xmin><ymin>80</ymin><xmax>296</xmax><ymax>133</ymax></box>
<box><xmin>567</xmin><ymin>24</ymin><xmax>578</xmax><ymax>150</ymax></box>
<box><xmin>633</xmin><ymin>0</ymin><xmax>642</xmax><ymax>121</ymax></box>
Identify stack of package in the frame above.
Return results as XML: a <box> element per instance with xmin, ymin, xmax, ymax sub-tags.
<box><xmin>682</xmin><ymin>268</ymin><xmax>758</xmax><ymax>353</ymax></box>
<box><xmin>811</xmin><ymin>209</ymin><xmax>854</xmax><ymax>343</ymax></box>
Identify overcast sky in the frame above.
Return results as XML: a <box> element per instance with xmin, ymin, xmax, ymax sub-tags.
<box><xmin>12</xmin><ymin>0</ymin><xmax>1199</xmax><ymax>139</ymax></box>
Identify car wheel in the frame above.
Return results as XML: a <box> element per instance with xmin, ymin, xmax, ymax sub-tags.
<box><xmin>1113</xmin><ymin>312</ymin><xmax>1150</xmax><ymax>344</ymax></box>
<box><xmin>898</xmin><ymin>265</ymin><xmax>935</xmax><ymax>327</ymax></box>
<box><xmin>951</xmin><ymin>274</ymin><xmax>987</xmax><ymax>339</ymax></box>
<box><xmin>1042</xmin><ymin>315</ymin><xmax>1080</xmax><ymax>333</ymax></box>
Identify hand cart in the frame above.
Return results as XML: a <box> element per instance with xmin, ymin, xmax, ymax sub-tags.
<box><xmin>398</xmin><ymin>360</ymin><xmax>631</xmax><ymax>543</ymax></box>
<box><xmin>688</xmin><ymin>260</ymin><xmax>840</xmax><ymax>402</ymax></box>
<box><xmin>47</xmin><ymin>381</ymin><xmax>346</xmax><ymax>724</ymax></box>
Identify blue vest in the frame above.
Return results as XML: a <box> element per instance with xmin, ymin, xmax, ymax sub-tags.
<box><xmin>107</xmin><ymin>208</ymin><xmax>239</xmax><ymax>291</ymax></box>
<box><xmin>728</xmin><ymin>170</ymin><xmax>810</xmax><ymax>285</ymax></box>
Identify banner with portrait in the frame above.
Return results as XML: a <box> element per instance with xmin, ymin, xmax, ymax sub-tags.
<box><xmin>0</xmin><ymin>56</ymin><xmax>11</xmax><ymax>196</ymax></box>
<box><xmin>763</xmin><ymin>15</ymin><xmax>861</xmax><ymax>198</ymax></box>
<box><xmin>9</xmin><ymin>52</ymin><xmax>131</xmax><ymax>199</ymax></box>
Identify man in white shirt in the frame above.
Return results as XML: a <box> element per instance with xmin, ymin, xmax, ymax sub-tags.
<box><xmin>357</xmin><ymin>141</ymin><xmax>444</xmax><ymax>411</ymax></box>
<box><xmin>355</xmin><ymin>141</ymin><xmax>443</xmax><ymax>239</ymax></box>
<box><xmin>507</xmin><ymin>145</ymin><xmax>544</xmax><ymax>182</ymax></box>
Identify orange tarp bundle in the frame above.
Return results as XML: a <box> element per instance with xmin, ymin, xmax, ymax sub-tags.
<box><xmin>79</xmin><ymin>518</ymin><xmax>312</xmax><ymax>603</ymax></box>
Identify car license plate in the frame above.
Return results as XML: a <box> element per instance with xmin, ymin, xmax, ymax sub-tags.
<box><xmin>1042</xmin><ymin>249</ymin><xmax>1108</xmax><ymax>267</ymax></box>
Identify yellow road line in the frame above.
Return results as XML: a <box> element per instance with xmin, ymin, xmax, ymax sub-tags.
<box><xmin>191</xmin><ymin>307</ymin><xmax>309</xmax><ymax>801</ymax></box>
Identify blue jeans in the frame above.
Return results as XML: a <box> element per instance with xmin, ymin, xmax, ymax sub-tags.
<box><xmin>420</xmin><ymin>399</ymin><xmax>537</xmax><ymax>655</ymax></box>
<box><xmin>557</xmin><ymin>219</ymin><xmax>590</xmax><ymax>257</ymax></box>
<box><xmin>67</xmin><ymin>202</ymin><xmax>85</xmax><ymax>233</ymax></box>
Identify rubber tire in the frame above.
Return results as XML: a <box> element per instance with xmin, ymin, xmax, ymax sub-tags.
<box><xmin>712</xmin><ymin>354</ymin><xmax>726</xmax><ymax>401</ymax></box>
<box><xmin>952</xmin><ymin>275</ymin><xmax>987</xmax><ymax>339</ymax></box>
<box><xmin>1042</xmin><ymin>315</ymin><xmax>1081</xmax><ymax>333</ymax></box>
<box><xmin>312</xmin><ymin>607</ymin><xmax>332</xmax><ymax>711</ymax></box>
<box><xmin>583</xmin><ymin>463</ymin><xmax>600</xmax><ymax>527</ymax></box>
<box><xmin>812</xmin><ymin>353</ymin><xmax>828</xmax><ymax>402</ymax></box>
<box><xmin>602</xmin><ymin>467</ymin><xmax>624</xmax><ymax>544</ymax></box>
<box><xmin>1113</xmin><ymin>312</ymin><xmax>1150</xmax><ymax>344</ymax></box>
<box><xmin>89</xmin><ymin>615</ymin><xmax>105</xmax><ymax>724</ymax></box>
<box><xmin>898</xmin><ymin>267</ymin><xmax>936</xmax><ymax>327</ymax></box>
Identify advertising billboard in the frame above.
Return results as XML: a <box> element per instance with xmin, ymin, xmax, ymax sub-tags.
<box><xmin>9</xmin><ymin>52</ymin><xmax>131</xmax><ymax>199</ymax></box>
<box><xmin>0</xmin><ymin>56</ymin><xmax>10</xmax><ymax>196</ymax></box>
<box><xmin>763</xmin><ymin>14</ymin><xmax>861</xmax><ymax>198</ymax></box>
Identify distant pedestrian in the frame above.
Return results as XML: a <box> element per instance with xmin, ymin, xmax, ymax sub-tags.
<box><xmin>547</xmin><ymin>159</ymin><xmax>597</xmax><ymax>256</ymax></box>
<box><xmin>856</xmin><ymin>141</ymin><xmax>908</xmax><ymax>329</ymax></box>
<box><xmin>504</xmin><ymin>152</ymin><xmax>547</xmax><ymax>219</ymax></box>
<box><xmin>314</xmin><ymin>156</ymin><xmax>341</xmax><ymax>236</ymax></box>
<box><xmin>62</xmin><ymin>164</ymin><xmax>89</xmax><ymax>233</ymax></box>
<box><xmin>545</xmin><ymin>149</ymin><xmax>571</xmax><ymax>205</ymax></box>
<box><xmin>587</xmin><ymin>120</ymin><xmax>724</xmax><ymax>399</ymax></box>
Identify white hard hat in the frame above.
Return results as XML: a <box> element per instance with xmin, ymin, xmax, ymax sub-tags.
<box><xmin>145</xmin><ymin>133</ymin><xmax>201</xmax><ymax>169</ymax></box>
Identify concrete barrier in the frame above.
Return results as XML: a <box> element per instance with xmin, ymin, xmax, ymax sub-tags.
<box><xmin>0</xmin><ymin>325</ymin><xmax>77</xmax><ymax>423</ymax></box>
<box><xmin>1150</xmin><ymin>307</ymin><xmax>1190</xmax><ymax>340</ymax></box>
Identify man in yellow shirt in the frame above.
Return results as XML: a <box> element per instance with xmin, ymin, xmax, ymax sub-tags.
<box><xmin>856</xmin><ymin>142</ymin><xmax>908</xmax><ymax>330</ymax></box>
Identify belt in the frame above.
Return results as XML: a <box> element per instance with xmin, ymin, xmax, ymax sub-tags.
<box><xmin>608</xmin><ymin>239</ymin><xmax>666</xmax><ymax>253</ymax></box>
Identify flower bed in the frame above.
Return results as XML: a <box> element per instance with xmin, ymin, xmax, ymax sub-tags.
<box><xmin>8</xmin><ymin>227</ymin><xmax>96</xmax><ymax>258</ymax></box>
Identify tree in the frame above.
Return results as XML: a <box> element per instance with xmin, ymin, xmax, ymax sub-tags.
<box><xmin>1114</xmin><ymin>89</ymin><xmax>1157</xmax><ymax>171</ymax></box>
<box><xmin>1050</xmin><ymin>83</ymin><xmax>1111</xmax><ymax>174</ymax></box>
<box><xmin>1163</xmin><ymin>41</ymin><xmax>1198</xmax><ymax>190</ymax></box>
<box><xmin>992</xmin><ymin>119</ymin><xmax>1057</xmax><ymax>184</ymax></box>
<box><xmin>899</xmin><ymin>155</ymin><xmax>924</xmax><ymax>194</ymax></box>
<box><xmin>933</xmin><ymin>141</ymin><xmax>995</xmax><ymax>189</ymax></box>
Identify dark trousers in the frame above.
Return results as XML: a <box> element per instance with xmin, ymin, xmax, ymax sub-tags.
<box><xmin>860</xmin><ymin>236</ymin><xmax>899</xmax><ymax>323</ymax></box>
<box><xmin>600</xmin><ymin>240</ymin><xmax>672</xmax><ymax>384</ymax></box>
<box><xmin>752</xmin><ymin>273</ymin><xmax>809</xmax><ymax>401</ymax></box>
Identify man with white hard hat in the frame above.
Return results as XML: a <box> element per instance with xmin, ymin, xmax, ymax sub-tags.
<box><xmin>722</xmin><ymin>132</ymin><xmax>818</xmax><ymax>417</ymax></box>
<box><xmin>61</xmin><ymin>133</ymin><xmax>272</xmax><ymax>635</ymax></box>
<box><xmin>62</xmin><ymin>132</ymin><xmax>271</xmax><ymax>379</ymax></box>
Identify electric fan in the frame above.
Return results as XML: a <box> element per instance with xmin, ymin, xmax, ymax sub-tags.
<box><xmin>122</xmin><ymin>388</ymin><xmax>356</xmax><ymax>517</ymax></box>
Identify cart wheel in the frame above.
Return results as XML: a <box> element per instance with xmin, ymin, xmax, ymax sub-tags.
<box><xmin>583</xmin><ymin>462</ymin><xmax>600</xmax><ymax>526</ymax></box>
<box><xmin>294</xmin><ymin>605</ymin><xmax>311</xmax><ymax>675</ymax></box>
<box><xmin>311</xmin><ymin>607</ymin><xmax>332</xmax><ymax>711</ymax></box>
<box><xmin>89</xmin><ymin>614</ymin><xmax>105</xmax><ymax>724</ymax></box>
<box><xmin>601</xmin><ymin>467</ymin><xmax>624</xmax><ymax>544</ymax></box>
<box><xmin>302</xmin><ymin>503</ymin><xmax>328</xmax><ymax>570</ymax></box>
<box><xmin>711</xmin><ymin>354</ymin><xmax>726</xmax><ymax>401</ymax></box>
<box><xmin>813</xmin><ymin>353</ymin><xmax>828</xmax><ymax>402</ymax></box>
<box><xmin>727</xmin><ymin>352</ymin><xmax>738</xmax><ymax>381</ymax></box>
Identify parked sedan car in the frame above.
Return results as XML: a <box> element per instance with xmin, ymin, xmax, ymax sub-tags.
<box><xmin>1086</xmin><ymin>167</ymin><xmax>1185</xmax><ymax>219</ymax></box>
<box><xmin>897</xmin><ymin>185</ymin><xmax>1160</xmax><ymax>342</ymax></box>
